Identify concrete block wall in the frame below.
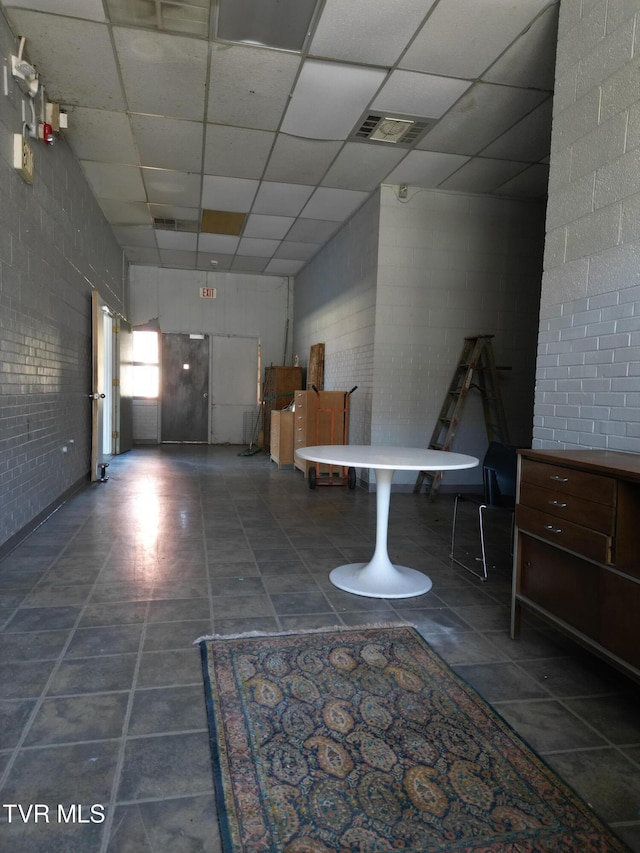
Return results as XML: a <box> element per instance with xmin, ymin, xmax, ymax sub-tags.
<box><xmin>129</xmin><ymin>266</ymin><xmax>290</xmax><ymax>443</ymax></box>
<box><xmin>293</xmin><ymin>192</ymin><xmax>381</xmax><ymax>450</ymax></box>
<box><xmin>0</xmin><ymin>8</ymin><xmax>126</xmax><ymax>551</ymax></box>
<box><xmin>535</xmin><ymin>0</ymin><xmax>640</xmax><ymax>451</ymax></box>
<box><xmin>376</xmin><ymin>186</ymin><xmax>545</xmax><ymax>487</ymax></box>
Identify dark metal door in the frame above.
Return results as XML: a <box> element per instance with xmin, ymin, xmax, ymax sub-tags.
<box><xmin>161</xmin><ymin>333</ymin><xmax>209</xmax><ymax>443</ymax></box>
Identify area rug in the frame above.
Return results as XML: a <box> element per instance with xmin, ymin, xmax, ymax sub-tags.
<box><xmin>199</xmin><ymin>625</ymin><xmax>629</xmax><ymax>852</ymax></box>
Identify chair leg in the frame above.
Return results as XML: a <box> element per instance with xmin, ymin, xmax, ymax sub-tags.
<box><xmin>477</xmin><ymin>503</ymin><xmax>489</xmax><ymax>581</ymax></box>
<box><xmin>449</xmin><ymin>493</ymin><xmax>461</xmax><ymax>561</ymax></box>
<box><xmin>450</xmin><ymin>495</ymin><xmax>488</xmax><ymax>582</ymax></box>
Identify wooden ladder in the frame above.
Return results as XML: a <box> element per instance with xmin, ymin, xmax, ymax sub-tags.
<box><xmin>414</xmin><ymin>335</ymin><xmax>510</xmax><ymax>498</ymax></box>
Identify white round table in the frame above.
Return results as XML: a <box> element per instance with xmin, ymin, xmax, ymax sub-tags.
<box><xmin>295</xmin><ymin>446</ymin><xmax>479</xmax><ymax>599</ymax></box>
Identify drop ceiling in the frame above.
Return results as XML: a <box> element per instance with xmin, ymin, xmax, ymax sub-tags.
<box><xmin>3</xmin><ymin>0</ymin><xmax>559</xmax><ymax>276</ymax></box>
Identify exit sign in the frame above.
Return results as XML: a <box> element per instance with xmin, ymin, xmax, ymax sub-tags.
<box><xmin>199</xmin><ymin>287</ymin><xmax>217</xmax><ymax>299</ymax></box>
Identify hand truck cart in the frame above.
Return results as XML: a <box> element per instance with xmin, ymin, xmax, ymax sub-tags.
<box><xmin>308</xmin><ymin>385</ymin><xmax>357</xmax><ymax>489</ymax></box>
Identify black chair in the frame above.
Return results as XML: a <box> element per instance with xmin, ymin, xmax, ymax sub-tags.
<box><xmin>450</xmin><ymin>441</ymin><xmax>518</xmax><ymax>581</ymax></box>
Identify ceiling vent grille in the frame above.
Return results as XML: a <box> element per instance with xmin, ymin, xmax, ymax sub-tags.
<box><xmin>352</xmin><ymin>113</ymin><xmax>434</xmax><ymax>147</ymax></box>
<box><xmin>153</xmin><ymin>218</ymin><xmax>198</xmax><ymax>233</ymax></box>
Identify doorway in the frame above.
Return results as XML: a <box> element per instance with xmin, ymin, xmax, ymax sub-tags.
<box><xmin>161</xmin><ymin>333</ymin><xmax>209</xmax><ymax>443</ymax></box>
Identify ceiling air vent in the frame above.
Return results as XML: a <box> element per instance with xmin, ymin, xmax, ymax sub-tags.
<box><xmin>153</xmin><ymin>218</ymin><xmax>198</xmax><ymax>233</ymax></box>
<box><xmin>352</xmin><ymin>113</ymin><xmax>434</xmax><ymax>147</ymax></box>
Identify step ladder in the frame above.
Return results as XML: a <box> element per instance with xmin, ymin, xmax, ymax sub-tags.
<box><xmin>414</xmin><ymin>335</ymin><xmax>510</xmax><ymax>498</ymax></box>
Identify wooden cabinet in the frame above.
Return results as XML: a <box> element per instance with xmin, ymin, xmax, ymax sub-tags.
<box><xmin>512</xmin><ymin>449</ymin><xmax>640</xmax><ymax>682</ymax></box>
<box><xmin>263</xmin><ymin>366</ymin><xmax>302</xmax><ymax>447</ymax></box>
<box><xmin>293</xmin><ymin>389</ymin><xmax>349</xmax><ymax>478</ymax></box>
<box><xmin>270</xmin><ymin>410</ymin><xmax>294</xmax><ymax>469</ymax></box>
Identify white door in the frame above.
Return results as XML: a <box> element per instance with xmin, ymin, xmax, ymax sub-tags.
<box><xmin>90</xmin><ymin>291</ymin><xmax>113</xmax><ymax>481</ymax></box>
<box><xmin>210</xmin><ymin>336</ymin><xmax>259</xmax><ymax>444</ymax></box>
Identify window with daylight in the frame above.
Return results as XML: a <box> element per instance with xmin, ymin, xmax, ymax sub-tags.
<box><xmin>132</xmin><ymin>330</ymin><xmax>159</xmax><ymax>398</ymax></box>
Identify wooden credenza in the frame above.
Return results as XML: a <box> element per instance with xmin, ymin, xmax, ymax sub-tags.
<box><xmin>511</xmin><ymin>448</ymin><xmax>640</xmax><ymax>682</ymax></box>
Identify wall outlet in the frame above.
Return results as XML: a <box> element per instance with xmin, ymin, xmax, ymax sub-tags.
<box><xmin>13</xmin><ymin>134</ymin><xmax>34</xmax><ymax>184</ymax></box>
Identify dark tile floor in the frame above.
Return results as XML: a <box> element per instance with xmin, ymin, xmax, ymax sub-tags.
<box><xmin>0</xmin><ymin>445</ymin><xmax>639</xmax><ymax>852</ymax></box>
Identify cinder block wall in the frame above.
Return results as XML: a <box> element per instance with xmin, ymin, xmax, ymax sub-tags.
<box><xmin>534</xmin><ymin>0</ymin><xmax>640</xmax><ymax>451</ymax></box>
<box><xmin>374</xmin><ymin>186</ymin><xmax>544</xmax><ymax>488</ymax></box>
<box><xmin>0</xmin><ymin>8</ymin><xmax>126</xmax><ymax>551</ymax></box>
<box><xmin>294</xmin><ymin>186</ymin><xmax>545</xmax><ymax>490</ymax></box>
<box><xmin>293</xmin><ymin>192</ymin><xmax>381</xmax><ymax>449</ymax></box>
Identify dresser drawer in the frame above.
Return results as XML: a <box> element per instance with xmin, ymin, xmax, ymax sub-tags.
<box><xmin>516</xmin><ymin>504</ymin><xmax>612</xmax><ymax>563</ymax></box>
<box><xmin>520</xmin><ymin>459</ymin><xmax>615</xmax><ymax>506</ymax></box>
<box><xmin>519</xmin><ymin>481</ymin><xmax>614</xmax><ymax>535</ymax></box>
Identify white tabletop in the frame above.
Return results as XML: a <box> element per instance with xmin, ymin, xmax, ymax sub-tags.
<box><xmin>295</xmin><ymin>445</ymin><xmax>479</xmax><ymax>472</ymax></box>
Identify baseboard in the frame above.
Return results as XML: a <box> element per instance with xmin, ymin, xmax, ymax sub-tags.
<box><xmin>0</xmin><ymin>474</ymin><xmax>90</xmax><ymax>562</ymax></box>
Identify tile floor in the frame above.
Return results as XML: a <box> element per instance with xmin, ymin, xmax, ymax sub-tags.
<box><xmin>0</xmin><ymin>445</ymin><xmax>639</xmax><ymax>852</ymax></box>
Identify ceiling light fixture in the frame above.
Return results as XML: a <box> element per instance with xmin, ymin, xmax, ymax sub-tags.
<box><xmin>216</xmin><ymin>0</ymin><xmax>321</xmax><ymax>51</ymax></box>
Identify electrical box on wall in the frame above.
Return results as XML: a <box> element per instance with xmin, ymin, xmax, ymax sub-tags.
<box><xmin>13</xmin><ymin>133</ymin><xmax>34</xmax><ymax>183</ymax></box>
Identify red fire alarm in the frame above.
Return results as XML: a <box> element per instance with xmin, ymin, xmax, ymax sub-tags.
<box><xmin>38</xmin><ymin>122</ymin><xmax>55</xmax><ymax>146</ymax></box>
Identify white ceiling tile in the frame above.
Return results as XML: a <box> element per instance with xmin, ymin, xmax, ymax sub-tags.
<box><xmin>113</xmin><ymin>28</ymin><xmax>208</xmax><ymax>119</ymax></box>
<box><xmin>384</xmin><ymin>150</ymin><xmax>469</xmax><ymax>187</ymax></box>
<box><xmin>300</xmin><ymin>187</ymin><xmax>369</xmax><ymax>221</ymax></box>
<box><xmin>281</xmin><ymin>60</ymin><xmax>387</xmax><ymax>140</ymax></box>
<box><xmin>155</xmin><ymin>231</ymin><xmax>198</xmax><ymax>251</ymax></box>
<box><xmin>97</xmin><ymin>200</ymin><xmax>151</xmax><ymax>225</ymax></box>
<box><xmin>201</xmin><ymin>177</ymin><xmax>259</xmax><ymax>212</ymax></box>
<box><xmin>252</xmin><ymin>182</ymin><xmax>315</xmax><ymax>216</ymax></box>
<box><xmin>372</xmin><ymin>71</ymin><xmax>471</xmax><ymax>119</ymax></box>
<box><xmin>237</xmin><ymin>238</ymin><xmax>280</xmax><ymax>257</ymax></box>
<box><xmin>143</xmin><ymin>169</ymin><xmax>202</xmax><ymax>206</ymax></box>
<box><xmin>198</xmin><ymin>234</ymin><xmax>240</xmax><ymax>254</ymax></box>
<box><xmin>263</xmin><ymin>136</ymin><xmax>342</xmax><ymax>185</ymax></box>
<box><xmin>158</xmin><ymin>249</ymin><xmax>197</xmax><ymax>267</ymax></box>
<box><xmin>439</xmin><ymin>157</ymin><xmax>529</xmax><ymax>194</ymax></box>
<box><xmin>203</xmin><ymin>126</ymin><xmax>275</xmax><ymax>180</ymax></box>
<box><xmin>5</xmin><ymin>12</ymin><xmax>125</xmax><ymax>109</ymax></box>
<box><xmin>244</xmin><ymin>215</ymin><xmax>295</xmax><ymax>240</ymax></box>
<box><xmin>5</xmin><ymin>0</ymin><xmax>105</xmax><ymax>20</ymax></box>
<box><xmin>64</xmin><ymin>108</ymin><xmax>137</xmax><ymax>163</ymax></box>
<box><xmin>265</xmin><ymin>258</ymin><xmax>306</xmax><ymax>275</ymax></box>
<box><xmin>125</xmin><ymin>247</ymin><xmax>161</xmax><ymax>265</ymax></box>
<box><xmin>286</xmin><ymin>219</ymin><xmax>340</xmax><ymax>244</ymax></box>
<box><xmin>417</xmin><ymin>83</ymin><xmax>549</xmax><ymax>156</ymax></box>
<box><xmin>309</xmin><ymin>0</ymin><xmax>435</xmax><ymax>66</ymax></box>
<box><xmin>401</xmin><ymin>0</ymin><xmax>553</xmax><ymax>78</ymax></box>
<box><xmin>321</xmin><ymin>142</ymin><xmax>407</xmax><ymax>191</ymax></box>
<box><xmin>484</xmin><ymin>4</ymin><xmax>559</xmax><ymax>90</ymax></box>
<box><xmin>273</xmin><ymin>242</ymin><xmax>317</xmax><ymax>260</ymax></box>
<box><xmin>196</xmin><ymin>253</ymin><xmax>235</xmax><ymax>271</ymax></box>
<box><xmin>494</xmin><ymin>163</ymin><xmax>550</xmax><ymax>198</ymax></box>
<box><xmin>112</xmin><ymin>226</ymin><xmax>157</xmax><ymax>247</ymax></box>
<box><xmin>482</xmin><ymin>99</ymin><xmax>554</xmax><ymax>161</ymax></box>
<box><xmin>231</xmin><ymin>256</ymin><xmax>268</xmax><ymax>272</ymax></box>
<box><xmin>81</xmin><ymin>162</ymin><xmax>146</xmax><ymax>201</ymax></box>
<box><xmin>131</xmin><ymin>115</ymin><xmax>203</xmax><ymax>172</ymax></box>
<box><xmin>149</xmin><ymin>204</ymin><xmax>200</xmax><ymax>222</ymax></box>
<box><xmin>107</xmin><ymin>0</ymin><xmax>209</xmax><ymax>36</ymax></box>
<box><xmin>208</xmin><ymin>44</ymin><xmax>301</xmax><ymax>131</ymax></box>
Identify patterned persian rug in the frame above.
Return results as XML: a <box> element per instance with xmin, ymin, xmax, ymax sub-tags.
<box><xmin>199</xmin><ymin>625</ymin><xmax>629</xmax><ymax>852</ymax></box>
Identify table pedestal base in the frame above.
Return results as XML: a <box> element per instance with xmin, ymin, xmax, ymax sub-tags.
<box><xmin>330</xmin><ymin>561</ymin><xmax>432</xmax><ymax>599</ymax></box>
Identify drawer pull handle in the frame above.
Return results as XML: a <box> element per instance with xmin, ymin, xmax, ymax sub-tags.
<box><xmin>548</xmin><ymin>500</ymin><xmax>567</xmax><ymax>508</ymax></box>
<box><xmin>549</xmin><ymin>475</ymin><xmax>569</xmax><ymax>483</ymax></box>
<box><xmin>544</xmin><ymin>524</ymin><xmax>562</xmax><ymax>534</ymax></box>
